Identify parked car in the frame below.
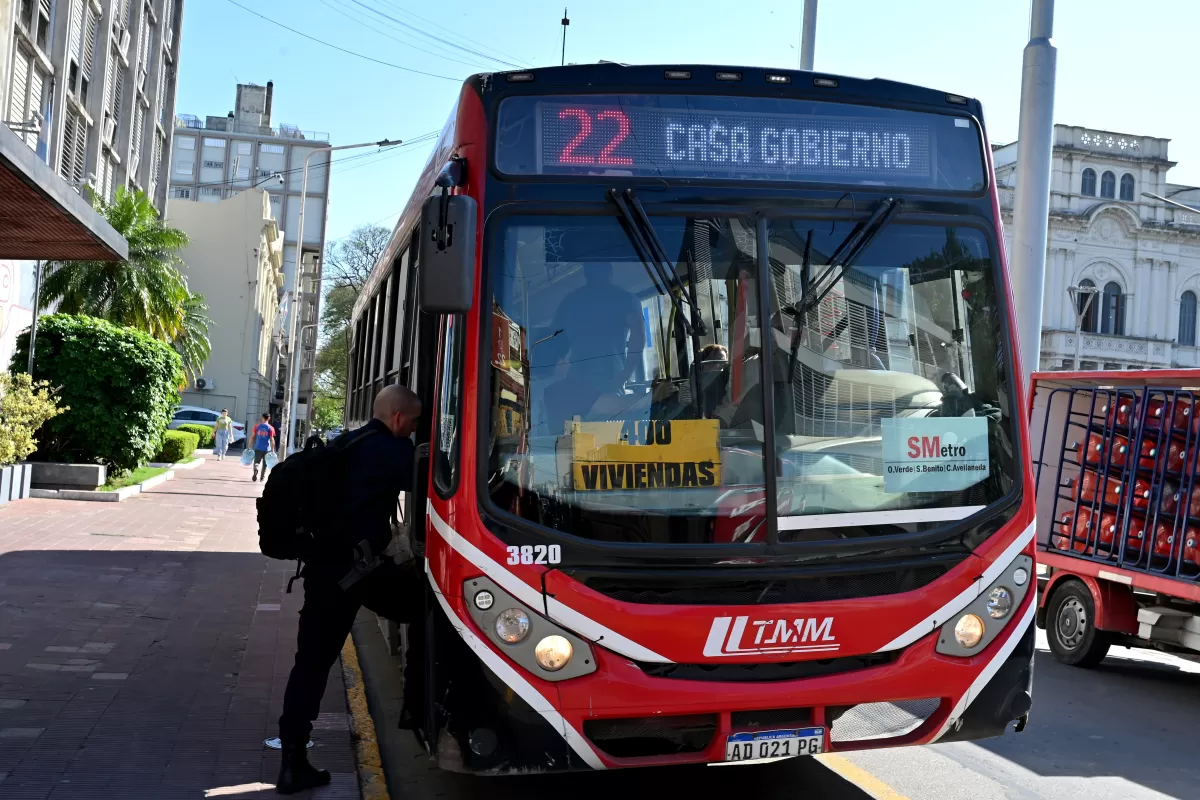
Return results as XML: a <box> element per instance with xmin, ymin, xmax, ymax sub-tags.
<box><xmin>170</xmin><ymin>406</ymin><xmax>246</xmax><ymax>444</ymax></box>
<box><xmin>326</xmin><ymin>426</ymin><xmax>343</xmax><ymax>440</ymax></box>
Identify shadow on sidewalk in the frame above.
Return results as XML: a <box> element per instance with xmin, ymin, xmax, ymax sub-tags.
<box><xmin>0</xmin><ymin>549</ymin><xmax>357</xmax><ymax>799</ymax></box>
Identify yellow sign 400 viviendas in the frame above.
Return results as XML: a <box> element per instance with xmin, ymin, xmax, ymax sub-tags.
<box><xmin>571</xmin><ymin>419</ymin><xmax>721</xmax><ymax>491</ymax></box>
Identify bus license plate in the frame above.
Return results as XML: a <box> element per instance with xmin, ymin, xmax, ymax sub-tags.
<box><xmin>724</xmin><ymin>728</ymin><xmax>824</xmax><ymax>763</ymax></box>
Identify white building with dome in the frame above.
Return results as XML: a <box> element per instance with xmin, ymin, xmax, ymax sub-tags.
<box><xmin>994</xmin><ymin>125</ymin><xmax>1200</xmax><ymax>371</ymax></box>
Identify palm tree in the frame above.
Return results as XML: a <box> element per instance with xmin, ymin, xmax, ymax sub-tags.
<box><xmin>174</xmin><ymin>291</ymin><xmax>213</xmax><ymax>383</ymax></box>
<box><xmin>41</xmin><ymin>187</ymin><xmax>193</xmax><ymax>340</ymax></box>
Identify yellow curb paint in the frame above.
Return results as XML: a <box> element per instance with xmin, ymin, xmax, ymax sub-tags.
<box><xmin>341</xmin><ymin>636</ymin><xmax>390</xmax><ymax>800</ymax></box>
<box><xmin>817</xmin><ymin>754</ymin><xmax>913</xmax><ymax>800</ymax></box>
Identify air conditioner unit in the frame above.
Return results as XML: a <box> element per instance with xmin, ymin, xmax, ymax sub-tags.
<box><xmin>118</xmin><ymin>28</ymin><xmax>131</xmax><ymax>58</ymax></box>
<box><xmin>194</xmin><ymin>377</ymin><xmax>216</xmax><ymax>391</ymax></box>
<box><xmin>102</xmin><ymin>116</ymin><xmax>116</xmax><ymax>144</ymax></box>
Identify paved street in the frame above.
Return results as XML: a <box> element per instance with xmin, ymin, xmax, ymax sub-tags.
<box><xmin>0</xmin><ymin>457</ymin><xmax>357</xmax><ymax>800</ymax></box>
<box><xmin>360</xmin><ymin>622</ymin><xmax>1200</xmax><ymax>800</ymax></box>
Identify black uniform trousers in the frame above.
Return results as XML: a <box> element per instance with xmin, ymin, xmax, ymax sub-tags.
<box><xmin>278</xmin><ymin>559</ymin><xmax>422</xmax><ymax>744</ymax></box>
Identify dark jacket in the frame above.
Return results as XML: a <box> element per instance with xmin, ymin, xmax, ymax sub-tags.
<box><xmin>314</xmin><ymin>419</ymin><xmax>414</xmax><ymax>576</ymax></box>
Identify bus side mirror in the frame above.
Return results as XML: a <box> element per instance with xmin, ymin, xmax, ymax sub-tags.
<box><xmin>419</xmin><ymin>193</ymin><xmax>477</xmax><ymax>313</ymax></box>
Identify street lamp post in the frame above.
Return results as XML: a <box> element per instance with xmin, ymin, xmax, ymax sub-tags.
<box><xmin>1010</xmin><ymin>0</ymin><xmax>1057</xmax><ymax>382</ymax></box>
<box><xmin>1068</xmin><ymin>283</ymin><xmax>1098</xmax><ymax>370</ymax></box>
<box><xmin>799</xmin><ymin>0</ymin><xmax>818</xmax><ymax>71</ymax></box>
<box><xmin>279</xmin><ymin>138</ymin><xmax>400</xmax><ymax>459</ymax></box>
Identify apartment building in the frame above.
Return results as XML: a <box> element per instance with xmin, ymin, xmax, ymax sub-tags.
<box><xmin>169</xmin><ymin>81</ymin><xmax>331</xmax><ymax>440</ymax></box>
<box><xmin>0</xmin><ymin>0</ymin><xmax>180</xmax><ymax>368</ymax></box>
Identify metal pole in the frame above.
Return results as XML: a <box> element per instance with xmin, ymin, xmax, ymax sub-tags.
<box><xmin>279</xmin><ymin>138</ymin><xmax>401</xmax><ymax>460</ymax></box>
<box><xmin>561</xmin><ymin>8</ymin><xmax>569</xmax><ymax>66</ymax></box>
<box><xmin>799</xmin><ymin>0</ymin><xmax>818</xmax><ymax>71</ymax></box>
<box><xmin>26</xmin><ymin>260</ymin><xmax>42</xmax><ymax>374</ymax></box>
<box><xmin>1010</xmin><ymin>0</ymin><xmax>1057</xmax><ymax>383</ymax></box>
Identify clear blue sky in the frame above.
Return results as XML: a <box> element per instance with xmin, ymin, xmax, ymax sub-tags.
<box><xmin>177</xmin><ymin>0</ymin><xmax>1200</xmax><ymax>243</ymax></box>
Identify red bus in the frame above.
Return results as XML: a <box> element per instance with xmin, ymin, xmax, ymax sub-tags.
<box><xmin>346</xmin><ymin>63</ymin><xmax>1036</xmax><ymax>773</ymax></box>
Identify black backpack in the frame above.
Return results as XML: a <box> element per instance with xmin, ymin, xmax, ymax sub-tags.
<box><xmin>256</xmin><ymin>429</ymin><xmax>376</xmax><ymax>590</ymax></box>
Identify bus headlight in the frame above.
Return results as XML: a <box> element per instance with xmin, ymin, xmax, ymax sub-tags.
<box><xmin>935</xmin><ymin>553</ymin><xmax>1034</xmax><ymax>657</ymax></box>
<box><xmin>987</xmin><ymin>586</ymin><xmax>1014</xmax><ymax>619</ymax></box>
<box><xmin>494</xmin><ymin>609</ymin><xmax>530</xmax><ymax>644</ymax></box>
<box><xmin>534</xmin><ymin>635</ymin><xmax>573</xmax><ymax>671</ymax></box>
<box><xmin>954</xmin><ymin>614</ymin><xmax>985</xmax><ymax>648</ymax></box>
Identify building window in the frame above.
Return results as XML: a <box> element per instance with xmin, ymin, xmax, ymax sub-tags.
<box><xmin>1103</xmin><ymin>363</ymin><xmax>1122</xmax><ymax>371</ymax></box>
<box><xmin>203</xmin><ymin>137</ymin><xmax>226</xmax><ymax>148</ymax></box>
<box><xmin>1120</xmin><ymin>173</ymin><xmax>1135</xmax><ymax>202</ymax></box>
<box><xmin>1100</xmin><ymin>171</ymin><xmax>1116</xmax><ymax>199</ymax></box>
<box><xmin>1101</xmin><ymin>281</ymin><xmax>1124</xmax><ymax>335</ymax></box>
<box><xmin>171</xmin><ymin>187</ymin><xmax>191</xmax><ymax>199</ymax></box>
<box><xmin>1078</xmin><ymin>278</ymin><xmax>1098</xmax><ymax>332</ymax></box>
<box><xmin>261</xmin><ymin>143</ymin><xmax>285</xmax><ymax>154</ymax></box>
<box><xmin>176</xmin><ymin>136</ymin><xmax>195</xmax><ymax>150</ymax></box>
<box><xmin>1081</xmin><ymin>168</ymin><xmax>1096</xmax><ymax>196</ymax></box>
<box><xmin>1181</xmin><ymin>291</ymin><xmax>1198</xmax><ymax>347</ymax></box>
<box><xmin>1080</xmin><ymin>361</ymin><xmax>1098</xmax><ymax>371</ymax></box>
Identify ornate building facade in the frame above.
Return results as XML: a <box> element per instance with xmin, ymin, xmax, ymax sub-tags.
<box><xmin>995</xmin><ymin>125</ymin><xmax>1200</xmax><ymax>371</ymax></box>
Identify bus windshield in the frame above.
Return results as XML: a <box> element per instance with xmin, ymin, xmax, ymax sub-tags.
<box><xmin>484</xmin><ymin>214</ymin><xmax>1017</xmax><ymax>546</ymax></box>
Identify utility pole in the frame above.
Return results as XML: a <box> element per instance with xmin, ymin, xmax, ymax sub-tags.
<box><xmin>279</xmin><ymin>138</ymin><xmax>401</xmax><ymax>460</ymax></box>
<box><xmin>1010</xmin><ymin>0</ymin><xmax>1057</xmax><ymax>383</ymax></box>
<box><xmin>561</xmin><ymin>8</ymin><xmax>569</xmax><ymax>66</ymax></box>
<box><xmin>26</xmin><ymin>261</ymin><xmax>42</xmax><ymax>374</ymax></box>
<box><xmin>799</xmin><ymin>0</ymin><xmax>818</xmax><ymax>71</ymax></box>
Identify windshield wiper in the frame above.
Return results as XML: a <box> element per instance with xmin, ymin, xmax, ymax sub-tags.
<box><xmin>608</xmin><ymin>188</ymin><xmax>707</xmax><ymax>337</ymax></box>
<box><xmin>795</xmin><ymin>197</ymin><xmax>904</xmax><ymax>317</ymax></box>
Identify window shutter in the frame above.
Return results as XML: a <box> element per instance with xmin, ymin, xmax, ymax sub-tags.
<box><xmin>130</xmin><ymin>103</ymin><xmax>144</xmax><ymax>172</ymax></box>
<box><xmin>9</xmin><ymin>53</ymin><xmax>29</xmax><ymax>128</ymax></box>
<box><xmin>82</xmin><ymin>9</ymin><xmax>98</xmax><ymax>78</ymax></box>
<box><xmin>60</xmin><ymin>112</ymin><xmax>77</xmax><ymax>181</ymax></box>
<box><xmin>71</xmin><ymin>120</ymin><xmax>88</xmax><ymax>185</ymax></box>
<box><xmin>25</xmin><ymin>67</ymin><xmax>44</xmax><ymax>148</ymax></box>
<box><xmin>67</xmin><ymin>0</ymin><xmax>85</xmax><ymax>65</ymax></box>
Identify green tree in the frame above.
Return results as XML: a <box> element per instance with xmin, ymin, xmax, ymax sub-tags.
<box><xmin>39</xmin><ymin>186</ymin><xmax>212</xmax><ymax>380</ymax></box>
<box><xmin>11</xmin><ymin>315</ymin><xmax>185</xmax><ymax>474</ymax></box>
<box><xmin>313</xmin><ymin>224</ymin><xmax>391</xmax><ymax>422</ymax></box>
<box><xmin>174</xmin><ymin>291</ymin><xmax>213</xmax><ymax>383</ymax></box>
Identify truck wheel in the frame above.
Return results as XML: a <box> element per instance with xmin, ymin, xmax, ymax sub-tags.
<box><xmin>1047</xmin><ymin>580</ymin><xmax>1111</xmax><ymax>667</ymax></box>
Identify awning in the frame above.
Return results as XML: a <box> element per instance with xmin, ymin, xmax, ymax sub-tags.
<box><xmin>0</xmin><ymin>125</ymin><xmax>128</xmax><ymax>261</ymax></box>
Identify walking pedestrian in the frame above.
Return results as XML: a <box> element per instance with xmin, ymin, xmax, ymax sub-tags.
<box><xmin>213</xmin><ymin>408</ymin><xmax>234</xmax><ymax>461</ymax></box>
<box><xmin>251</xmin><ymin>413</ymin><xmax>276</xmax><ymax>482</ymax></box>
<box><xmin>275</xmin><ymin>385</ymin><xmax>423</xmax><ymax>794</ymax></box>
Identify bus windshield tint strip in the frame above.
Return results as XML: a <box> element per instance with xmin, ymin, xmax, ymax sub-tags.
<box><xmin>495</xmin><ymin>94</ymin><xmax>986</xmax><ymax>190</ymax></box>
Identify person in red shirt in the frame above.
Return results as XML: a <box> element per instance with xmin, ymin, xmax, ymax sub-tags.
<box><xmin>250</xmin><ymin>413</ymin><xmax>276</xmax><ymax>482</ymax></box>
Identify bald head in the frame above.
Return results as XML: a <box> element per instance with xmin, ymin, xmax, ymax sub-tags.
<box><xmin>374</xmin><ymin>384</ymin><xmax>422</xmax><ymax>437</ymax></box>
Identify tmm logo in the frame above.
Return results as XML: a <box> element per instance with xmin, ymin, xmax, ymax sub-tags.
<box><xmin>703</xmin><ymin>615</ymin><xmax>839</xmax><ymax>657</ymax></box>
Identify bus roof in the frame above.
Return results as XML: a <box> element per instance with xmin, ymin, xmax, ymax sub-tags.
<box><xmin>471</xmin><ymin>62</ymin><xmax>985</xmax><ymax>121</ymax></box>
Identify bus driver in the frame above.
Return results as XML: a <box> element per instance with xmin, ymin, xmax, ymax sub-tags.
<box><xmin>545</xmin><ymin>261</ymin><xmax>646</xmax><ymax>425</ymax></box>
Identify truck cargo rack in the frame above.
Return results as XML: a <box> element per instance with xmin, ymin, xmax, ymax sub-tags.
<box><xmin>1033</xmin><ymin>379</ymin><xmax>1200</xmax><ymax>585</ymax></box>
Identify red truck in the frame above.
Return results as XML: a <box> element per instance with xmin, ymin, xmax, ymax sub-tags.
<box><xmin>1032</xmin><ymin>370</ymin><xmax>1200</xmax><ymax>666</ymax></box>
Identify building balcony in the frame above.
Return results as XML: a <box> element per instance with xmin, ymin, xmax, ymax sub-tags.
<box><xmin>1040</xmin><ymin>329</ymin><xmax>1180</xmax><ymax>370</ymax></box>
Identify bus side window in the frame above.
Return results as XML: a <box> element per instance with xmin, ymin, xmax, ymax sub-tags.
<box><xmin>433</xmin><ymin>314</ymin><xmax>465</xmax><ymax>498</ymax></box>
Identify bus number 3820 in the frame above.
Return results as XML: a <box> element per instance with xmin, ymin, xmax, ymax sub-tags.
<box><xmin>506</xmin><ymin>544</ymin><xmax>563</xmax><ymax>566</ymax></box>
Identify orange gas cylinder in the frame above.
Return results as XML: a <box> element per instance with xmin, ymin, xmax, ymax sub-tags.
<box><xmin>1162</xmin><ymin>481</ymin><xmax>1179</xmax><ymax>515</ymax></box>
<box><xmin>1130</xmin><ymin>476</ymin><xmax>1152</xmax><ymax>510</ymax></box>
<box><xmin>1095</xmin><ymin>510</ymin><xmax>1119</xmax><ymax>549</ymax></box>
<box><xmin>1165</xmin><ymin>438</ymin><xmax>1189</xmax><ymax>473</ymax></box>
<box><xmin>1077</xmin><ymin>470</ymin><xmax>1124</xmax><ymax>507</ymax></box>
<box><xmin>1053</xmin><ymin>510</ymin><xmax>1094</xmax><ymax>554</ymax></box>
<box><xmin>1184</xmin><ymin>528</ymin><xmax>1200</xmax><ymax>566</ymax></box>
<box><xmin>1147</xmin><ymin>397</ymin><xmax>1197</xmax><ymax>433</ymax></box>
<box><xmin>1153</xmin><ymin>522</ymin><xmax>1179</xmax><ymax>559</ymax></box>
<box><xmin>1125</xmin><ymin>514</ymin><xmax>1149</xmax><ymax>552</ymax></box>
<box><xmin>1103</xmin><ymin>398</ymin><xmax>1137</xmax><ymax>429</ymax></box>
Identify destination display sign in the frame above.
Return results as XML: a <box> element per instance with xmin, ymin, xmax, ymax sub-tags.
<box><xmin>570</xmin><ymin>419</ymin><xmax>721</xmax><ymax>491</ymax></box>
<box><xmin>495</xmin><ymin>94</ymin><xmax>986</xmax><ymax>190</ymax></box>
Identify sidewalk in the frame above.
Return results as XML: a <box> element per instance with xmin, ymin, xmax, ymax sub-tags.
<box><xmin>0</xmin><ymin>456</ymin><xmax>358</xmax><ymax>799</ymax></box>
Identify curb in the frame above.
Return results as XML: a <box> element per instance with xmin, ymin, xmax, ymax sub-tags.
<box><xmin>29</xmin><ymin>467</ymin><xmax>179</xmax><ymax>503</ymax></box>
<box><xmin>341</xmin><ymin>636</ymin><xmax>390</xmax><ymax>800</ymax></box>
